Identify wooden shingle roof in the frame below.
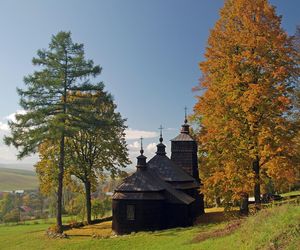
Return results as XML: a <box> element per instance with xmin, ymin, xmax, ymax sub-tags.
<box><xmin>113</xmin><ymin>164</ymin><xmax>195</xmax><ymax>204</ymax></box>
<box><xmin>148</xmin><ymin>154</ymin><xmax>198</xmax><ymax>186</ymax></box>
<box><xmin>148</xmin><ymin>140</ymin><xmax>199</xmax><ymax>188</ymax></box>
<box><xmin>112</xmin><ymin>192</ymin><xmax>165</xmax><ymax>200</ymax></box>
<box><xmin>115</xmin><ymin>168</ymin><xmax>165</xmax><ymax>192</ymax></box>
<box><xmin>171</xmin><ymin>133</ymin><xmax>194</xmax><ymax>141</ymax></box>
<box><xmin>113</xmin><ymin>137</ymin><xmax>196</xmax><ymax>205</ymax></box>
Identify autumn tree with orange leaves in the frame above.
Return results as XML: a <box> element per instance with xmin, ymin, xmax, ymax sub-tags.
<box><xmin>192</xmin><ymin>0</ymin><xmax>299</xmax><ymax>209</ymax></box>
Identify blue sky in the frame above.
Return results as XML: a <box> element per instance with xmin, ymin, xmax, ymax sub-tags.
<box><xmin>0</xmin><ymin>0</ymin><xmax>299</xmax><ymax>168</ymax></box>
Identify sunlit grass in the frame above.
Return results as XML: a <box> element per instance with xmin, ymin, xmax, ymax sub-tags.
<box><xmin>280</xmin><ymin>190</ymin><xmax>300</xmax><ymax>197</ymax></box>
<box><xmin>0</xmin><ymin>204</ymin><xmax>299</xmax><ymax>250</ymax></box>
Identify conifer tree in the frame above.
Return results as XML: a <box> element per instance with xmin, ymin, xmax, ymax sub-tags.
<box><xmin>193</xmin><ymin>0</ymin><xmax>299</xmax><ymax>208</ymax></box>
<box><xmin>5</xmin><ymin>31</ymin><xmax>104</xmax><ymax>232</ymax></box>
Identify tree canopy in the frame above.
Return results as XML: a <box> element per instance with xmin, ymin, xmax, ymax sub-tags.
<box><xmin>192</xmin><ymin>0</ymin><xmax>299</xmax><ymax>206</ymax></box>
<box><xmin>5</xmin><ymin>31</ymin><xmax>108</xmax><ymax>233</ymax></box>
<box><xmin>66</xmin><ymin>90</ymin><xmax>129</xmax><ymax>224</ymax></box>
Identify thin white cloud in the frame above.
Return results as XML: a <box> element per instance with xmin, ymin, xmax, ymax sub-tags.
<box><xmin>0</xmin><ymin>122</ymin><xmax>9</xmax><ymax>132</ymax></box>
<box><xmin>0</xmin><ymin>143</ymin><xmax>38</xmax><ymax>165</ymax></box>
<box><xmin>0</xmin><ymin>118</ymin><xmax>162</xmax><ymax>166</ymax></box>
<box><xmin>146</xmin><ymin>143</ymin><xmax>156</xmax><ymax>155</ymax></box>
<box><xmin>0</xmin><ymin>110</ymin><xmax>35</xmax><ymax>164</ymax></box>
<box><xmin>5</xmin><ymin>110</ymin><xmax>26</xmax><ymax>122</ymax></box>
<box><xmin>125</xmin><ymin>128</ymin><xmax>158</xmax><ymax>140</ymax></box>
<box><xmin>127</xmin><ymin>141</ymin><xmax>158</xmax><ymax>167</ymax></box>
<box><xmin>128</xmin><ymin>141</ymin><xmax>157</xmax><ymax>153</ymax></box>
<box><xmin>128</xmin><ymin>141</ymin><xmax>140</xmax><ymax>152</ymax></box>
<box><xmin>0</xmin><ymin>110</ymin><xmax>27</xmax><ymax>132</ymax></box>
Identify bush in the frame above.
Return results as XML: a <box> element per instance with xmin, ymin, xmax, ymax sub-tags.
<box><xmin>3</xmin><ymin>209</ymin><xmax>20</xmax><ymax>223</ymax></box>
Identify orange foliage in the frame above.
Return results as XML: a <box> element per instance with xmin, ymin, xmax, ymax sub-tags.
<box><xmin>193</xmin><ymin>0</ymin><xmax>299</xmax><ymax>204</ymax></box>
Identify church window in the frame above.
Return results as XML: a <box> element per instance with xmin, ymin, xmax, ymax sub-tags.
<box><xmin>126</xmin><ymin>205</ymin><xmax>135</xmax><ymax>220</ymax></box>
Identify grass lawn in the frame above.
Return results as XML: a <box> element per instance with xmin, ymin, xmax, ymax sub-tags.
<box><xmin>280</xmin><ymin>190</ymin><xmax>300</xmax><ymax>197</ymax></box>
<box><xmin>0</xmin><ymin>204</ymin><xmax>299</xmax><ymax>250</ymax></box>
<box><xmin>0</xmin><ymin>220</ymin><xmax>225</xmax><ymax>250</ymax></box>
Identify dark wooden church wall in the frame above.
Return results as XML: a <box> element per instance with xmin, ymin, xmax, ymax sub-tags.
<box><xmin>179</xmin><ymin>188</ymin><xmax>204</xmax><ymax>217</ymax></box>
<box><xmin>112</xmin><ymin>200</ymin><xmax>165</xmax><ymax>234</ymax></box>
<box><xmin>164</xmin><ymin>203</ymin><xmax>193</xmax><ymax>228</ymax></box>
<box><xmin>171</xmin><ymin>141</ymin><xmax>198</xmax><ymax>179</ymax></box>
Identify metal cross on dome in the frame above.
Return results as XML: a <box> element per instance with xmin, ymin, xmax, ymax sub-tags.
<box><xmin>140</xmin><ymin>136</ymin><xmax>144</xmax><ymax>155</ymax></box>
<box><xmin>158</xmin><ymin>125</ymin><xmax>164</xmax><ymax>143</ymax></box>
<box><xmin>184</xmin><ymin>106</ymin><xmax>188</xmax><ymax>124</ymax></box>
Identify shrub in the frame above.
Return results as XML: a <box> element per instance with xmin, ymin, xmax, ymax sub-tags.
<box><xmin>3</xmin><ymin>209</ymin><xmax>20</xmax><ymax>223</ymax></box>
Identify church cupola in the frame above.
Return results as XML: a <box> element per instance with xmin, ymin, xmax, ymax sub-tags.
<box><xmin>137</xmin><ymin>137</ymin><xmax>147</xmax><ymax>170</ymax></box>
<box><xmin>181</xmin><ymin>111</ymin><xmax>190</xmax><ymax>134</ymax></box>
<box><xmin>171</xmin><ymin>109</ymin><xmax>200</xmax><ymax>182</ymax></box>
<box><xmin>156</xmin><ymin>125</ymin><xmax>166</xmax><ymax>156</ymax></box>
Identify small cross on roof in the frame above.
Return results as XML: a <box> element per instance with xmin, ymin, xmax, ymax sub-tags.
<box><xmin>184</xmin><ymin>106</ymin><xmax>188</xmax><ymax>124</ymax></box>
<box><xmin>140</xmin><ymin>136</ymin><xmax>144</xmax><ymax>155</ymax></box>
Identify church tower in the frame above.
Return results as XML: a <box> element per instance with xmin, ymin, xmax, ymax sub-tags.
<box><xmin>170</xmin><ymin>114</ymin><xmax>200</xmax><ymax>182</ymax></box>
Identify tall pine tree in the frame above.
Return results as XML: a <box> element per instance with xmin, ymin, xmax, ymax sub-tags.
<box><xmin>5</xmin><ymin>31</ymin><xmax>104</xmax><ymax>233</ymax></box>
<box><xmin>193</xmin><ymin>0</ymin><xmax>299</xmax><ymax>208</ymax></box>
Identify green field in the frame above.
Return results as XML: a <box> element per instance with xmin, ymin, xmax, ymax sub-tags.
<box><xmin>281</xmin><ymin>190</ymin><xmax>300</xmax><ymax>197</ymax></box>
<box><xmin>0</xmin><ymin>204</ymin><xmax>299</xmax><ymax>250</ymax></box>
<box><xmin>0</xmin><ymin>168</ymin><xmax>38</xmax><ymax>191</ymax></box>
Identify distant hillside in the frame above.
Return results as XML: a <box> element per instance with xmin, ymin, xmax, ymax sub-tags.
<box><xmin>0</xmin><ymin>167</ymin><xmax>38</xmax><ymax>191</ymax></box>
<box><xmin>0</xmin><ymin>163</ymin><xmax>34</xmax><ymax>171</ymax></box>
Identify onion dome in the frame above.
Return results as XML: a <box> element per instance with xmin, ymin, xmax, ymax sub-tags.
<box><xmin>156</xmin><ymin>125</ymin><xmax>166</xmax><ymax>156</ymax></box>
<box><xmin>137</xmin><ymin>137</ymin><xmax>147</xmax><ymax>169</ymax></box>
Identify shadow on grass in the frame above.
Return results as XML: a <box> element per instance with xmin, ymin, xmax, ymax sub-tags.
<box><xmin>179</xmin><ymin>209</ymin><xmax>246</xmax><ymax>246</ymax></box>
<box><xmin>195</xmin><ymin>210</ymin><xmax>241</xmax><ymax>225</ymax></box>
<box><xmin>191</xmin><ymin>220</ymin><xmax>242</xmax><ymax>243</ymax></box>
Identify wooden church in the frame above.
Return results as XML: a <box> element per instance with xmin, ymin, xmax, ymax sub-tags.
<box><xmin>112</xmin><ymin>117</ymin><xmax>204</xmax><ymax>235</ymax></box>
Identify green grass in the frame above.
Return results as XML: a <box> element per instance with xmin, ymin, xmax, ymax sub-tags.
<box><xmin>0</xmin><ymin>204</ymin><xmax>299</xmax><ymax>250</ymax></box>
<box><xmin>0</xmin><ymin>221</ymin><xmax>223</xmax><ymax>250</ymax></box>
<box><xmin>281</xmin><ymin>190</ymin><xmax>300</xmax><ymax>197</ymax></box>
<box><xmin>0</xmin><ymin>168</ymin><xmax>38</xmax><ymax>191</ymax></box>
<box><xmin>197</xmin><ymin>204</ymin><xmax>300</xmax><ymax>250</ymax></box>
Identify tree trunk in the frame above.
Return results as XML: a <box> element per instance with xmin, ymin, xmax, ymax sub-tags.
<box><xmin>240</xmin><ymin>192</ymin><xmax>249</xmax><ymax>215</ymax></box>
<box><xmin>253</xmin><ymin>156</ymin><xmax>261</xmax><ymax>206</ymax></box>
<box><xmin>84</xmin><ymin>180</ymin><xmax>92</xmax><ymax>224</ymax></box>
<box><xmin>56</xmin><ymin>57</ymin><xmax>68</xmax><ymax>233</ymax></box>
<box><xmin>40</xmin><ymin>195</ymin><xmax>44</xmax><ymax>215</ymax></box>
<box><xmin>56</xmin><ymin>135</ymin><xmax>65</xmax><ymax>233</ymax></box>
<box><xmin>215</xmin><ymin>197</ymin><xmax>221</xmax><ymax>207</ymax></box>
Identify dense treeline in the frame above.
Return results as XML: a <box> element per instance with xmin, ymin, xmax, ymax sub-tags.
<box><xmin>0</xmin><ymin>178</ymin><xmax>122</xmax><ymax>224</ymax></box>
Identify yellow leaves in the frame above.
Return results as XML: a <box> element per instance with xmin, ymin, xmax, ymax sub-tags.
<box><xmin>35</xmin><ymin>140</ymin><xmax>77</xmax><ymax>195</ymax></box>
<box><xmin>275</xmin><ymin>85</ymin><xmax>285</xmax><ymax>92</ymax></box>
<box><xmin>194</xmin><ymin>0</ymin><xmax>299</xmax><ymax>203</ymax></box>
<box><xmin>276</xmin><ymin>147</ymin><xmax>283</xmax><ymax>153</ymax></box>
<box><xmin>265</xmin><ymin>156</ymin><xmax>298</xmax><ymax>190</ymax></box>
<box><xmin>272</xmin><ymin>66</ymin><xmax>288</xmax><ymax>80</ymax></box>
<box><xmin>277</xmin><ymin>66</ymin><xmax>287</xmax><ymax>75</ymax></box>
